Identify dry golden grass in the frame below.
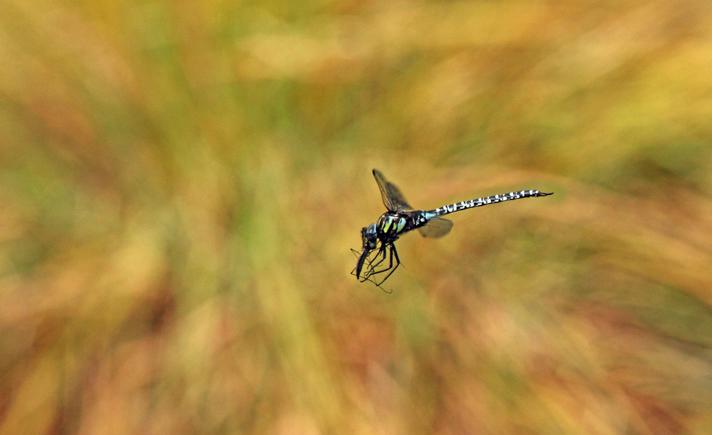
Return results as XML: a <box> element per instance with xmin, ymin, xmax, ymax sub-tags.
<box><xmin>1</xmin><ymin>1</ymin><xmax>711</xmax><ymax>434</ymax></box>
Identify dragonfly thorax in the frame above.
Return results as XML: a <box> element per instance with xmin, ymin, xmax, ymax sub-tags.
<box><xmin>376</xmin><ymin>212</ymin><xmax>411</xmax><ymax>239</ymax></box>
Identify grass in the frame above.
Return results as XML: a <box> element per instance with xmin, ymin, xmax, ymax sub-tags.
<box><xmin>1</xmin><ymin>1</ymin><xmax>711</xmax><ymax>434</ymax></box>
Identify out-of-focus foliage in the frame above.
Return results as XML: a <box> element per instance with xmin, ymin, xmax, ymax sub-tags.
<box><xmin>1</xmin><ymin>0</ymin><xmax>711</xmax><ymax>434</ymax></box>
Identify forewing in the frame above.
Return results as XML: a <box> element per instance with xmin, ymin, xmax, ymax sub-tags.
<box><xmin>372</xmin><ymin>169</ymin><xmax>413</xmax><ymax>212</ymax></box>
<box><xmin>418</xmin><ymin>217</ymin><xmax>453</xmax><ymax>238</ymax></box>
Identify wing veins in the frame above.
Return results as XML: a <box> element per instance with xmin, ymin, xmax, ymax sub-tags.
<box><xmin>418</xmin><ymin>217</ymin><xmax>453</xmax><ymax>238</ymax></box>
<box><xmin>372</xmin><ymin>169</ymin><xmax>413</xmax><ymax>212</ymax></box>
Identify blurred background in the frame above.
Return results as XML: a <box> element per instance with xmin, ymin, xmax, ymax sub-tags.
<box><xmin>1</xmin><ymin>0</ymin><xmax>711</xmax><ymax>434</ymax></box>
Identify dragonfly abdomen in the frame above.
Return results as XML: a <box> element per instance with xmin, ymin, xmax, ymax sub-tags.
<box><xmin>426</xmin><ymin>189</ymin><xmax>552</xmax><ymax>218</ymax></box>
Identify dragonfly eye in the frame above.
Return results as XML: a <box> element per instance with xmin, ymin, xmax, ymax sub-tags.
<box><xmin>361</xmin><ymin>224</ymin><xmax>378</xmax><ymax>249</ymax></box>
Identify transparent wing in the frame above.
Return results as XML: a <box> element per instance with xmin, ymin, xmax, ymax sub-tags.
<box><xmin>418</xmin><ymin>217</ymin><xmax>453</xmax><ymax>238</ymax></box>
<box><xmin>372</xmin><ymin>169</ymin><xmax>413</xmax><ymax>212</ymax></box>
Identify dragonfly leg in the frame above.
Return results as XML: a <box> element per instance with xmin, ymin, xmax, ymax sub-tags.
<box><xmin>353</xmin><ymin>243</ymin><xmax>400</xmax><ymax>292</ymax></box>
<box><xmin>361</xmin><ymin>246</ymin><xmax>395</xmax><ymax>293</ymax></box>
<box><xmin>368</xmin><ymin>244</ymin><xmax>388</xmax><ymax>269</ymax></box>
<box><xmin>349</xmin><ymin>248</ymin><xmax>362</xmax><ymax>277</ymax></box>
<box><xmin>372</xmin><ymin>244</ymin><xmax>400</xmax><ymax>286</ymax></box>
<box><xmin>364</xmin><ymin>274</ymin><xmax>393</xmax><ymax>294</ymax></box>
<box><xmin>351</xmin><ymin>247</ymin><xmax>385</xmax><ymax>282</ymax></box>
<box><xmin>364</xmin><ymin>245</ymin><xmax>393</xmax><ymax>278</ymax></box>
<box><xmin>362</xmin><ymin>244</ymin><xmax>388</xmax><ymax>279</ymax></box>
<box><xmin>365</xmin><ymin>243</ymin><xmax>400</xmax><ymax>285</ymax></box>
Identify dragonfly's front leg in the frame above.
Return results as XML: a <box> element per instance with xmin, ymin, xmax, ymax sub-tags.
<box><xmin>371</xmin><ymin>244</ymin><xmax>400</xmax><ymax>286</ymax></box>
<box><xmin>363</xmin><ymin>243</ymin><xmax>388</xmax><ymax>278</ymax></box>
<box><xmin>365</xmin><ymin>243</ymin><xmax>398</xmax><ymax>284</ymax></box>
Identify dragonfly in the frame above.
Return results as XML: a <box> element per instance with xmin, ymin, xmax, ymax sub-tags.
<box><xmin>353</xmin><ymin>169</ymin><xmax>553</xmax><ymax>290</ymax></box>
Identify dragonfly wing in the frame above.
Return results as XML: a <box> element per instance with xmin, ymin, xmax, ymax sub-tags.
<box><xmin>372</xmin><ymin>169</ymin><xmax>413</xmax><ymax>212</ymax></box>
<box><xmin>418</xmin><ymin>217</ymin><xmax>453</xmax><ymax>238</ymax></box>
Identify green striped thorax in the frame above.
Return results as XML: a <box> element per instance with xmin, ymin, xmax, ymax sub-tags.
<box><xmin>377</xmin><ymin>213</ymin><xmax>408</xmax><ymax>236</ymax></box>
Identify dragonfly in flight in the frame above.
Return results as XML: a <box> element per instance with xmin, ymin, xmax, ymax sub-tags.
<box><xmin>353</xmin><ymin>169</ymin><xmax>553</xmax><ymax>290</ymax></box>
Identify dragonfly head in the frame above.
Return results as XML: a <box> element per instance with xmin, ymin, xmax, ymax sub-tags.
<box><xmin>361</xmin><ymin>223</ymin><xmax>378</xmax><ymax>250</ymax></box>
<box><xmin>356</xmin><ymin>224</ymin><xmax>378</xmax><ymax>279</ymax></box>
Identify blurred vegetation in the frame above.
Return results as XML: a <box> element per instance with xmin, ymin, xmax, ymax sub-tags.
<box><xmin>1</xmin><ymin>0</ymin><xmax>711</xmax><ymax>434</ymax></box>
